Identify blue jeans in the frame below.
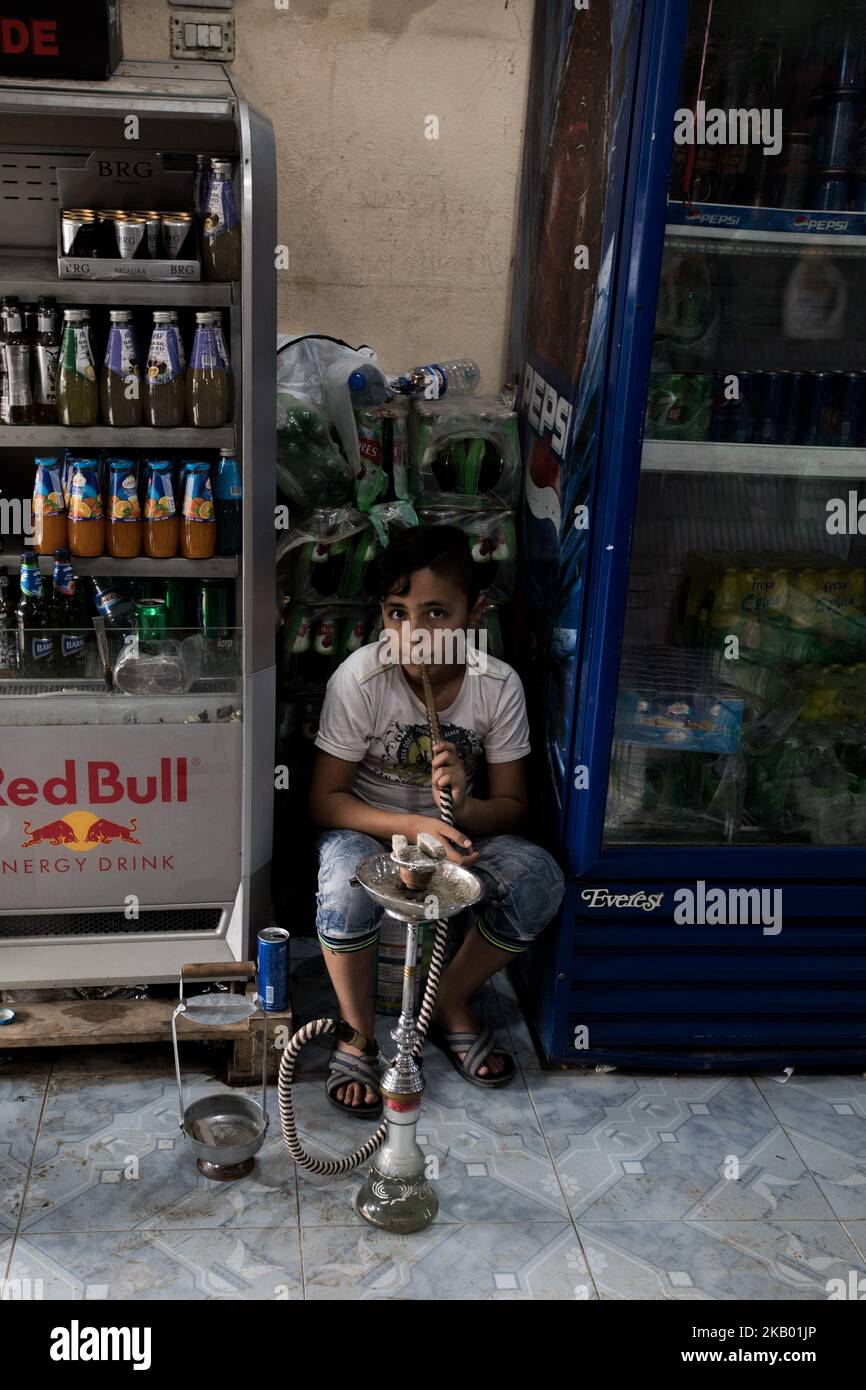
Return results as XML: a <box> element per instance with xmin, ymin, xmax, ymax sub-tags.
<box><xmin>315</xmin><ymin>829</ymin><xmax>565</xmax><ymax>955</ymax></box>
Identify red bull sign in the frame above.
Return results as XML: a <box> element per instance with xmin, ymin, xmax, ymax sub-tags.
<box><xmin>0</xmin><ymin>728</ymin><xmax>241</xmax><ymax>910</ymax></box>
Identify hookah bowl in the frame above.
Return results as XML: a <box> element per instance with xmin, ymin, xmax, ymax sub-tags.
<box><xmin>350</xmin><ymin>852</ymin><xmax>482</xmax><ymax>1233</ymax></box>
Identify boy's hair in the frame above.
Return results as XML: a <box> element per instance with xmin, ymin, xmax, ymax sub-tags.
<box><xmin>368</xmin><ymin>525</ymin><xmax>483</xmax><ymax>606</ymax></box>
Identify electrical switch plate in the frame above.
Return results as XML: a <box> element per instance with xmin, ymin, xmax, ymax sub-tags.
<box><xmin>169</xmin><ymin>1</ymin><xmax>231</xmax><ymax>10</ymax></box>
<box><xmin>171</xmin><ymin>11</ymin><xmax>235</xmax><ymax>60</ymax></box>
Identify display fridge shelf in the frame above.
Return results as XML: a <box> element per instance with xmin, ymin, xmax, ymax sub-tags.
<box><xmin>0</xmin><ymin>252</ymin><xmax>235</xmax><ymax>305</ymax></box>
<box><xmin>0</xmin><ymin>426</ymin><xmax>235</xmax><ymax>448</ymax></box>
<box><xmin>0</xmin><ymin>547</ymin><xmax>238</xmax><ymax>578</ymax></box>
<box><xmin>642</xmin><ymin>439</ymin><xmax>866</xmax><ymax>477</ymax></box>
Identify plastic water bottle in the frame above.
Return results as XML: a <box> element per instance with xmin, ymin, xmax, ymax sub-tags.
<box><xmin>391</xmin><ymin>358</ymin><xmax>480</xmax><ymax>400</ymax></box>
<box><xmin>347</xmin><ymin>364</ymin><xmax>391</xmax><ymax>408</ymax></box>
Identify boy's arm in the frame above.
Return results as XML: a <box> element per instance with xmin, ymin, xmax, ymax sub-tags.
<box><xmin>309</xmin><ymin>751</ymin><xmax>476</xmax><ymax>857</ymax></box>
<box><xmin>458</xmin><ymin>756</ymin><xmax>530</xmax><ymax>837</ymax></box>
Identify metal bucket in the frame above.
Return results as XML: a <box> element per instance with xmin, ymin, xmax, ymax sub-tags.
<box><xmin>171</xmin><ymin>961</ymin><xmax>269</xmax><ymax>1180</ymax></box>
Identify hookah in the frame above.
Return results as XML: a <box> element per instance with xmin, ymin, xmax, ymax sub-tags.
<box><xmin>277</xmin><ymin>659</ymin><xmax>482</xmax><ymax>1233</ymax></box>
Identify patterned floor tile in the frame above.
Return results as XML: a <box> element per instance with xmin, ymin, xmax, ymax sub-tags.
<box><xmin>528</xmin><ymin>1073</ymin><xmax>833</xmax><ymax>1222</ymax></box>
<box><xmin>844</xmin><ymin>1222</ymin><xmax>866</xmax><ymax>1263</ymax></box>
<box><xmin>577</xmin><ymin>1219</ymin><xmax>866</xmax><ymax>1301</ymax></box>
<box><xmin>302</xmin><ymin>1222</ymin><xmax>595</xmax><ymax>1299</ymax></box>
<box><xmin>22</xmin><ymin>1077</ymin><xmax>296</xmax><ymax>1234</ymax></box>
<box><xmin>0</xmin><ymin>1059</ymin><xmax>50</xmax><ymax>1233</ymax></box>
<box><xmin>756</xmin><ymin>1076</ymin><xmax>866</xmax><ymax>1222</ymax></box>
<box><xmin>294</xmin><ymin>1066</ymin><xmax>567</xmax><ymax>1226</ymax></box>
<box><xmin>8</xmin><ymin>1226</ymin><xmax>303</xmax><ymax>1299</ymax></box>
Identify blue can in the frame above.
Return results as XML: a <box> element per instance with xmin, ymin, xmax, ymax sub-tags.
<box><xmin>811</xmin><ymin>169</ymin><xmax>850</xmax><ymax>210</ymax></box>
<box><xmin>752</xmin><ymin>372</ymin><xmax>785</xmax><ymax>444</ymax></box>
<box><xmin>826</xmin><ymin>25</ymin><xmax>866</xmax><ymax>91</ymax></box>
<box><xmin>777</xmin><ymin>372</ymin><xmax>803</xmax><ymax>446</ymax></box>
<box><xmin>709</xmin><ymin>370</ymin><xmax>753</xmax><ymax>443</ymax></box>
<box><xmin>799</xmin><ymin>372</ymin><xmax>836</xmax><ymax>445</ymax></box>
<box><xmin>258</xmin><ymin>926</ymin><xmax>290</xmax><ymax>1011</ymax></box>
<box><xmin>816</xmin><ymin>92</ymin><xmax>862</xmax><ymax>169</ymax></box>
<box><xmin>836</xmin><ymin>371</ymin><xmax>865</xmax><ymax>446</ymax></box>
<box><xmin>850</xmin><ymin>170</ymin><xmax>866</xmax><ymax>210</ymax></box>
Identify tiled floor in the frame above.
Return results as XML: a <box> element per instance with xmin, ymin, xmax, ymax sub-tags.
<box><xmin>2</xmin><ymin>941</ymin><xmax>865</xmax><ymax>1300</ymax></box>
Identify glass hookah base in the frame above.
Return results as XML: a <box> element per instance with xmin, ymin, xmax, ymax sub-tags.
<box><xmin>355</xmin><ymin>1165</ymin><xmax>439</xmax><ymax>1233</ymax></box>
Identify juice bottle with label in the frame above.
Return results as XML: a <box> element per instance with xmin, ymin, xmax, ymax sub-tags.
<box><xmin>32</xmin><ymin>457</ymin><xmax>68</xmax><ymax>555</ymax></box>
<box><xmin>142</xmin><ymin>311</ymin><xmax>185</xmax><ymax>427</ymax></box>
<box><xmin>167</xmin><ymin>311</ymin><xmax>187</xmax><ymax>373</ymax></box>
<box><xmin>57</xmin><ymin>309</ymin><xmax>98</xmax><ymax>427</ymax></box>
<box><xmin>186</xmin><ymin>314</ymin><xmax>228</xmax><ymax>427</ymax></box>
<box><xmin>203</xmin><ymin>311</ymin><xmax>234</xmax><ymax>419</ymax></box>
<box><xmin>180</xmin><ymin>461</ymin><xmax>216</xmax><ymax>559</ymax></box>
<box><xmin>101</xmin><ymin>310</ymin><xmax>143</xmax><ymax>428</ymax></box>
<box><xmin>2</xmin><ymin>295</ymin><xmax>33</xmax><ymax>425</ymax></box>
<box><xmin>107</xmin><ymin>459</ymin><xmax>142</xmax><ymax>559</ymax></box>
<box><xmin>67</xmin><ymin>459</ymin><xmax>105</xmax><ymax>558</ymax></box>
<box><xmin>201</xmin><ymin>159</ymin><xmax>241</xmax><ymax>281</ymax></box>
<box><xmin>33</xmin><ymin>298</ymin><xmax>60</xmax><ymax>425</ymax></box>
<box><xmin>143</xmin><ymin>460</ymin><xmax>179</xmax><ymax>559</ymax></box>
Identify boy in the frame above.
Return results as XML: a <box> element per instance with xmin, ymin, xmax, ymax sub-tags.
<box><xmin>309</xmin><ymin>525</ymin><xmax>565</xmax><ymax>1116</ymax></box>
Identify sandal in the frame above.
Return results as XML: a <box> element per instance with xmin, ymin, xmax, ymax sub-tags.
<box><xmin>427</xmin><ymin>1021</ymin><xmax>516</xmax><ymax>1089</ymax></box>
<box><xmin>326</xmin><ymin>1021</ymin><xmax>383</xmax><ymax>1119</ymax></box>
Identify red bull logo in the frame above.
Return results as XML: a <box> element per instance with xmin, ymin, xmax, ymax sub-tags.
<box><xmin>0</xmin><ymin>757</ymin><xmax>187</xmax><ymax>808</ymax></box>
<box><xmin>20</xmin><ymin>811</ymin><xmax>141</xmax><ymax>852</ymax></box>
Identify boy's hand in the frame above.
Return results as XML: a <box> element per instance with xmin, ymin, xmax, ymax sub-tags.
<box><xmin>406</xmin><ymin>815</ymin><xmax>479</xmax><ymax>866</ymax></box>
<box><xmin>430</xmin><ymin>741</ymin><xmax>468</xmax><ymax>814</ymax></box>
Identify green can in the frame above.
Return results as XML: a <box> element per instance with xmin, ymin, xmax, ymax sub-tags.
<box><xmin>135</xmin><ymin>599</ymin><xmax>168</xmax><ymax>639</ymax></box>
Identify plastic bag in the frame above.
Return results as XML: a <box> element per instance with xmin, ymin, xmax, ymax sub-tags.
<box><xmin>409</xmin><ymin>394</ymin><xmax>521</xmax><ymax>510</ymax></box>
<box><xmin>113</xmin><ymin>635</ymin><xmax>202</xmax><ymax>695</ymax></box>
<box><xmin>276</xmin><ymin>392</ymin><xmax>354</xmax><ymax>511</ymax></box>
<box><xmin>277</xmin><ymin>506</ymin><xmax>379</xmax><ymax>603</ymax></box>
<box><xmin>276</xmin><ymin>333</ymin><xmax>388</xmax><ymax>478</ymax></box>
<box><xmin>418</xmin><ymin>505</ymin><xmax>517</xmax><ymax>603</ymax></box>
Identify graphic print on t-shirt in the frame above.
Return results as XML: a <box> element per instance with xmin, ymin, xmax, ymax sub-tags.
<box><xmin>368</xmin><ymin>719</ymin><xmax>483</xmax><ymax>788</ymax></box>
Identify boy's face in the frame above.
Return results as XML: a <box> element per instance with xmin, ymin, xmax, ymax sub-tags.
<box><xmin>381</xmin><ymin>566</ymin><xmax>485</xmax><ymax>678</ymax></box>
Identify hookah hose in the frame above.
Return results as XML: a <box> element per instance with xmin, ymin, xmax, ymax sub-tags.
<box><xmin>277</xmin><ymin>660</ymin><xmax>453</xmax><ymax>1175</ymax></box>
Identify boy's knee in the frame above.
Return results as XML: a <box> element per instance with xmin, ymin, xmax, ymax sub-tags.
<box><xmin>316</xmin><ymin>829</ymin><xmax>383</xmax><ymax>939</ymax></box>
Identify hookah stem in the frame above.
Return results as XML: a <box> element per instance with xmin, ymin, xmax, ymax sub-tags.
<box><xmin>275</xmin><ymin>664</ymin><xmax>453</xmax><ymax>1176</ymax></box>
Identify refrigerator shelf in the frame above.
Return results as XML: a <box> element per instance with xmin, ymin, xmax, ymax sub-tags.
<box><xmin>0</xmin><ymin>252</ymin><xmax>234</xmax><ymax>306</ymax></box>
<box><xmin>642</xmin><ymin>439</ymin><xmax>866</xmax><ymax>477</ymax></box>
<box><xmin>0</xmin><ymin>427</ymin><xmax>234</xmax><ymax>448</ymax></box>
<box><xmin>0</xmin><ymin>548</ymin><xmax>238</xmax><ymax>578</ymax></box>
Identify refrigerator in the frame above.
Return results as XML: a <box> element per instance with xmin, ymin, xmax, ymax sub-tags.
<box><xmin>509</xmin><ymin>0</ymin><xmax>866</xmax><ymax>1069</ymax></box>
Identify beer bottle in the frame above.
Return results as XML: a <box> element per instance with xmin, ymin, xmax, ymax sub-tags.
<box><xmin>50</xmin><ymin>548</ymin><xmax>86</xmax><ymax>677</ymax></box>
<box><xmin>2</xmin><ymin>296</ymin><xmax>34</xmax><ymax>425</ymax></box>
<box><xmin>33</xmin><ymin>298</ymin><xmax>61</xmax><ymax>425</ymax></box>
<box><xmin>16</xmin><ymin>550</ymin><xmax>53</xmax><ymax>676</ymax></box>
<box><xmin>0</xmin><ymin>567</ymin><xmax>17</xmax><ymax>676</ymax></box>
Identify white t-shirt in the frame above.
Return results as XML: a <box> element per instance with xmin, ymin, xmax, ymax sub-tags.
<box><xmin>314</xmin><ymin>638</ymin><xmax>532</xmax><ymax>818</ymax></box>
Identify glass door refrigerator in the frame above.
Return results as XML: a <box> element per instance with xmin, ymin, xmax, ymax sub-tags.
<box><xmin>510</xmin><ymin>0</ymin><xmax>866</xmax><ymax>1069</ymax></box>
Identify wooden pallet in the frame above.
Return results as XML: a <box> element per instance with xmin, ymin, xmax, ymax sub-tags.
<box><xmin>0</xmin><ymin>962</ymin><xmax>293</xmax><ymax>1085</ymax></box>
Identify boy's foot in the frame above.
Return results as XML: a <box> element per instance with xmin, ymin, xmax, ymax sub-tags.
<box><xmin>331</xmin><ymin>1039</ymin><xmax>379</xmax><ymax>1108</ymax></box>
<box><xmin>430</xmin><ymin>1001</ymin><xmax>508</xmax><ymax>1078</ymax></box>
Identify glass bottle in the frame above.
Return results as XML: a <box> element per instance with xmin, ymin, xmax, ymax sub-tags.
<box><xmin>201</xmin><ymin>159</ymin><xmax>241</xmax><ymax>281</ymax></box>
<box><xmin>100</xmin><ymin>310</ymin><xmax>143</xmax><ymax>428</ymax></box>
<box><xmin>142</xmin><ymin>311</ymin><xmax>185</xmax><ymax>427</ymax></box>
<box><xmin>186</xmin><ymin>313</ymin><xmax>228</xmax><ymax>427</ymax></box>
<box><xmin>33</xmin><ymin>297</ymin><xmax>60</xmax><ymax>425</ymax></box>
<box><xmin>56</xmin><ymin>309</ymin><xmax>98</xmax><ymax>427</ymax></box>
<box><xmin>2</xmin><ymin>295</ymin><xmax>33</xmax><ymax>425</ymax></box>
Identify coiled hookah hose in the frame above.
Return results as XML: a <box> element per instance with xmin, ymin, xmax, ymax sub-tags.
<box><xmin>278</xmin><ymin>660</ymin><xmax>456</xmax><ymax>1175</ymax></box>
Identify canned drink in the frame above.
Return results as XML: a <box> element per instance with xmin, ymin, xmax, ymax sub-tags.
<box><xmin>819</xmin><ymin>567</ymin><xmax>865</xmax><ymax>635</ymax></box>
<box><xmin>751</xmin><ymin>372</ymin><xmax>784</xmax><ymax>445</ymax></box>
<box><xmin>134</xmin><ymin>599</ymin><xmax>168</xmax><ymax>639</ymax></box>
<box><xmin>825</xmin><ymin>24</ymin><xmax>866</xmax><ymax>91</ymax></box>
<box><xmin>741</xmin><ymin>568</ymin><xmax>788</xmax><ymax>620</ymax></box>
<box><xmin>61</xmin><ymin>210</ymin><xmax>96</xmax><ymax>257</ymax></box>
<box><xmin>778</xmin><ymin>131</ymin><xmax>812</xmax><ymax>209</ymax></box>
<box><xmin>799</xmin><ymin>372</ymin><xmax>835</xmax><ymax>445</ymax></box>
<box><xmin>141</xmin><ymin>212</ymin><xmax>163</xmax><ymax>259</ymax></box>
<box><xmin>709</xmin><ymin>370</ymin><xmax>753</xmax><ymax>443</ymax></box>
<box><xmin>258</xmin><ymin>926</ymin><xmax>290</xmax><ymax>1012</ymax></box>
<box><xmin>836</xmin><ymin>372</ymin><xmax>865</xmax><ymax>446</ymax></box>
<box><xmin>161</xmin><ymin>212</ymin><xmax>194</xmax><ymax>260</ymax></box>
<box><xmin>776</xmin><ymin>372</ymin><xmax>803</xmax><ymax>446</ymax></box>
<box><xmin>711</xmin><ymin>567</ymin><xmax>742</xmax><ymax>628</ymax></box>
<box><xmin>850</xmin><ymin>170</ymin><xmax>866</xmax><ymax>211</ymax></box>
<box><xmin>816</xmin><ymin>91</ymin><xmax>862</xmax><ymax>168</ymax></box>
<box><xmin>811</xmin><ymin>169</ymin><xmax>849</xmax><ymax>210</ymax></box>
<box><xmin>115</xmin><ymin>214</ymin><xmax>147</xmax><ymax>260</ymax></box>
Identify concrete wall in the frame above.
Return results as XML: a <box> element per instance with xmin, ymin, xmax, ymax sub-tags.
<box><xmin>120</xmin><ymin>0</ymin><xmax>534</xmax><ymax>389</ymax></box>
